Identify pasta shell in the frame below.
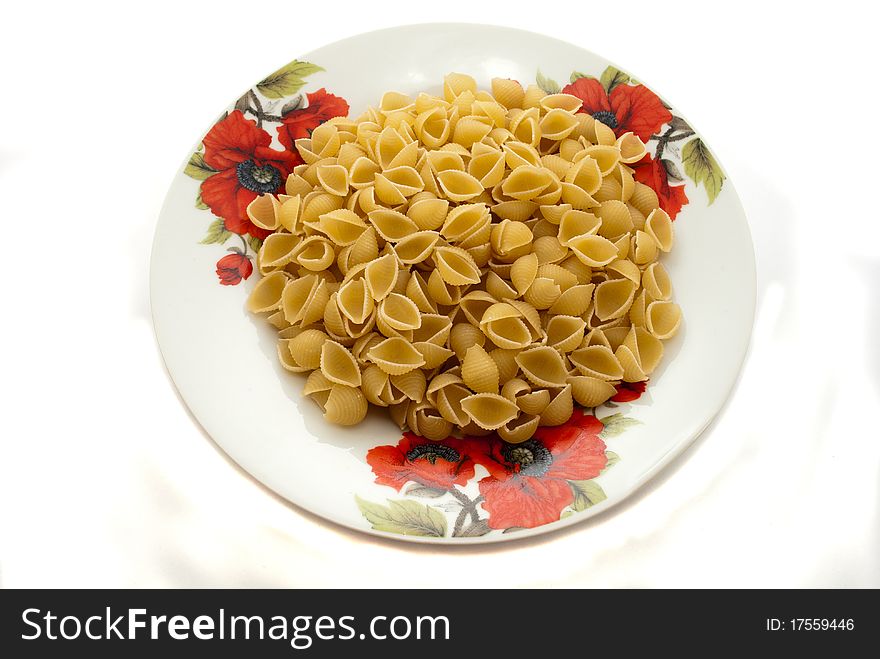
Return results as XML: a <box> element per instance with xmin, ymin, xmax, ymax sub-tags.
<box><xmin>286</xmin><ymin>174</ymin><xmax>312</xmax><ymax>197</ymax></box>
<box><xmin>622</xmin><ymin>326</ymin><xmax>664</xmax><ymax>374</ymax></box>
<box><xmin>615</xmin><ymin>344</ymin><xmax>648</xmax><ymax>382</ymax></box>
<box><xmin>391</xmin><ymin>369</ymin><xmax>427</xmax><ymax>403</ymax></box>
<box><xmin>366</xmin><ymin>337</ymin><xmax>426</xmax><ymax>375</ymax></box>
<box><xmin>378</xmin><ymin>293</ymin><xmax>422</xmax><ymax>331</ymax></box>
<box><xmin>569</xmin><ymin>345</ymin><xmax>624</xmax><ymax>380</ymax></box>
<box><xmin>337</xmin><ymin>278</ymin><xmax>375</xmax><ymax>324</ymax></box>
<box><xmin>568</xmin><ymin>376</ymin><xmax>617</xmax><ymax>407</ymax></box>
<box><xmin>491</xmin><ymin>78</ymin><xmax>525</xmax><ymax>109</ymax></box>
<box><xmin>510</xmin><ymin>253</ymin><xmax>539</xmax><ymax>295</ymax></box>
<box><xmin>303</xmin><ymin>370</ymin><xmax>333</xmax><ymax>408</ymax></box>
<box><xmin>368</xmin><ymin>209</ymin><xmax>419</xmax><ymax>242</ymax></box>
<box><xmin>515</xmin><ymin>389</ymin><xmax>551</xmax><ymax>416</ymax></box>
<box><xmin>645</xmin><ymin>208</ymin><xmax>674</xmax><ymax>252</ymax></box>
<box><xmin>407</xmin><ymin>403</ymin><xmax>453</xmax><ymax>441</ymax></box>
<box><xmin>413</xmin><ymin>341</ymin><xmax>454</xmax><ymax>369</ymax></box>
<box><xmin>540</xmin><ymin>93</ymin><xmax>583</xmax><ymax>113</ymax></box>
<box><xmin>280</xmin><ymin>275</ymin><xmax>325</xmax><ymax>325</ymax></box>
<box><xmin>490</xmin><ymin>348</ymin><xmax>519</xmax><ymax>384</ymax></box>
<box><xmin>277</xmin><ymin>339</ymin><xmax>309</xmax><ymax>372</ymax></box>
<box><xmin>260</xmin><ymin>233</ymin><xmax>300</xmax><ymax>268</ymax></box>
<box><xmin>583</xmin><ymin>145</ymin><xmax>620</xmax><ymax>176</ymax></box>
<box><xmin>316</xmin><ymin>164</ymin><xmax>350</xmax><ymax>196</ymax></box>
<box><xmin>433</xmin><ymin>245</ymin><xmax>482</xmax><ymax>285</ymax></box>
<box><xmin>458</xmin><ymin>291</ymin><xmax>498</xmax><ymax>327</ymax></box>
<box><xmin>247</xmin><ymin>193</ymin><xmax>280</xmax><ymax>231</ymax></box>
<box><xmin>629</xmin><ymin>182</ymin><xmax>660</xmax><ymax>217</ymax></box>
<box><xmin>479</xmin><ymin>303</ymin><xmax>532</xmax><ymax>349</ymax></box>
<box><xmin>277</xmin><ymin>195</ymin><xmax>302</xmax><ymax>233</ymax></box>
<box><xmin>497</xmin><ymin>413</ymin><xmax>541</xmax><ymax>443</ymax></box>
<box><xmin>501</xmin><ymin>166</ymin><xmax>553</xmax><ymax>201</ymax></box>
<box><xmin>426</xmin><ymin>268</ymin><xmax>462</xmax><ymax>305</ymax></box>
<box><xmin>524</xmin><ymin>277</ymin><xmax>562</xmax><ymax>310</ymax></box>
<box><xmin>301</xmin><ymin>191</ymin><xmax>344</xmax><ymax>224</ymax></box>
<box><xmin>468</xmin><ymin>148</ymin><xmax>506</xmax><ymax>188</ymax></box>
<box><xmin>503</xmin><ymin>141</ymin><xmax>541</xmax><ymax>169</ymax></box>
<box><xmin>539</xmin><ymin>384</ymin><xmax>573</xmax><ymax>426</ymax></box>
<box><xmin>450</xmin><ymin>322</ymin><xmax>486</xmax><ymax>361</ymax></box>
<box><xmin>564</xmin><ymin>156</ymin><xmax>602</xmax><ymax>195</ymax></box>
<box><xmin>460</xmin><ymin>393</ymin><xmax>519</xmax><ymax>430</ymax></box>
<box><xmin>539</xmin><ymin>108</ymin><xmax>580</xmax><ymax>141</ymax></box>
<box><xmin>594</xmin><ymin>278</ymin><xmax>637</xmax><ymax>321</ymax></box>
<box><xmin>491</xmin><ymin>200</ymin><xmax>538</xmax><ymax>222</ymax></box>
<box><xmin>516</xmin><ymin>346</ymin><xmax>569</xmax><ymax>388</ymax></box>
<box><xmin>317</xmin><ymin>209</ymin><xmax>367</xmax><ymax>246</ymax></box>
<box><xmin>593</xmin><ymin>175</ymin><xmax>623</xmax><ymax>203</ymax></box>
<box><xmin>592</xmin><ymin>119</ymin><xmax>617</xmax><ymax>146</ymax></box>
<box><xmin>288</xmin><ymin>329</ymin><xmax>329</xmax><ymax>370</ymax></box>
<box><xmin>606</xmin><ymin>259</ymin><xmax>641</xmax><ymax>285</ymax></box>
<box><xmin>404</xmin><ymin>272</ymin><xmax>438</xmax><ymax>314</ymax></box>
<box><xmin>462</xmin><ymin>344</ymin><xmax>500</xmax><ymax>393</ymax></box>
<box><xmin>247</xmin><ymin>270</ymin><xmax>288</xmax><ymax>313</ymax></box>
<box><xmin>558</xmin><ymin>209</ymin><xmax>601</xmax><ymax>246</ymax></box>
<box><xmin>440</xmin><ymin>203</ymin><xmax>490</xmax><ymax>244</ymax></box>
<box><xmin>548</xmin><ymin>283</ymin><xmax>595</xmax><ymax>316</ymax></box>
<box><xmin>568</xmin><ymin>234</ymin><xmax>618</xmax><ymax>267</ymax></box>
<box><xmin>393</xmin><ymin>230</ymin><xmax>439</xmax><ymax>264</ymax></box>
<box><xmin>490</xmin><ymin>219</ymin><xmax>534</xmax><ymax>261</ymax></box>
<box><xmin>320</xmin><ymin>340</ymin><xmax>362</xmax><ymax>387</ymax></box>
<box><xmin>545</xmin><ymin>315</ymin><xmax>586</xmax><ymax>353</ymax></box>
<box><xmin>597</xmin><ymin>200</ymin><xmax>634</xmax><ymax>240</ymax></box>
<box><xmin>363</xmin><ymin>253</ymin><xmax>399</xmax><ymax>301</ymax></box>
<box><xmin>435</xmin><ymin>170</ymin><xmax>484</xmax><ymax>202</ymax></box>
<box><xmin>407</xmin><ymin>197</ymin><xmax>449</xmax><ymax>231</ymax></box>
<box><xmin>642</xmin><ymin>262</ymin><xmax>672</xmax><ymax>300</ymax></box>
<box><xmin>616</xmin><ymin>131</ymin><xmax>647</xmax><ymax>164</ymax></box>
<box><xmin>322</xmin><ymin>385</ymin><xmax>368</xmax><ymax>426</ymax></box>
<box><xmin>485</xmin><ymin>270</ymin><xmax>518</xmax><ymax>301</ymax></box>
<box><xmin>349</xmin><ymin>156</ymin><xmax>381</xmax><ymax>189</ymax></box>
<box><xmin>645</xmin><ymin>301</ymin><xmax>682</xmax><ymax>339</ymax></box>
<box><xmin>453</xmin><ymin>116</ymin><xmax>492</xmax><ymax>148</ymax></box>
<box><xmin>632</xmin><ymin>230</ymin><xmax>659</xmax><ymax>265</ymax></box>
<box><xmin>294</xmin><ymin>236</ymin><xmax>336</xmax><ymax>271</ymax></box>
<box><xmin>537</xmin><ymin>263</ymin><xmax>579</xmax><ymax>291</ymax></box>
<box><xmin>560</xmin><ymin>182</ymin><xmax>600</xmax><ymax>210</ymax></box>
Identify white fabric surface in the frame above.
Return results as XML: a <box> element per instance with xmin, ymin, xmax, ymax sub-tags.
<box><xmin>1</xmin><ymin>0</ymin><xmax>878</xmax><ymax>587</ymax></box>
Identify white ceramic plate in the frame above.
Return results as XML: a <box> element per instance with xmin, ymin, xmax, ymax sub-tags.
<box><xmin>151</xmin><ymin>23</ymin><xmax>754</xmax><ymax>543</ymax></box>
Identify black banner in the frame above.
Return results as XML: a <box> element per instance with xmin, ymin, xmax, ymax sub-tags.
<box><xmin>1</xmin><ymin>589</ymin><xmax>876</xmax><ymax>656</ymax></box>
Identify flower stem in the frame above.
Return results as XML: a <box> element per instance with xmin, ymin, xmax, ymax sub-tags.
<box><xmin>239</xmin><ymin>233</ymin><xmax>249</xmax><ymax>255</ymax></box>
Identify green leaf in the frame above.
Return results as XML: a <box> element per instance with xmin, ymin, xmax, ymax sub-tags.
<box><xmin>681</xmin><ymin>138</ymin><xmax>725</xmax><ymax>204</ymax></box>
<box><xmin>569</xmin><ymin>71</ymin><xmax>594</xmax><ymax>83</ymax></box>
<box><xmin>536</xmin><ymin>69</ymin><xmax>561</xmax><ymax>95</ymax></box>
<box><xmin>569</xmin><ymin>480</ymin><xmax>607</xmax><ymax>512</ymax></box>
<box><xmin>195</xmin><ymin>190</ymin><xmax>209</xmax><ymax>210</ymax></box>
<box><xmin>602</xmin><ymin>450</ymin><xmax>621</xmax><ymax>472</ymax></box>
<box><xmin>200</xmin><ymin>218</ymin><xmax>231</xmax><ymax>245</ymax></box>
<box><xmin>246</xmin><ymin>235</ymin><xmax>263</xmax><ymax>254</ymax></box>
<box><xmin>599</xmin><ymin>413</ymin><xmax>642</xmax><ymax>439</ymax></box>
<box><xmin>355</xmin><ymin>496</ymin><xmax>447</xmax><ymax>537</ymax></box>
<box><xmin>600</xmin><ymin>66</ymin><xmax>630</xmax><ymax>94</ymax></box>
<box><xmin>184</xmin><ymin>151</ymin><xmax>217</xmax><ymax>180</ymax></box>
<box><xmin>256</xmin><ymin>60</ymin><xmax>324</xmax><ymax>99</ymax></box>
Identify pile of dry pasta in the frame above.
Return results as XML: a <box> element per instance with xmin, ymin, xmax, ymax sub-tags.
<box><xmin>245</xmin><ymin>73</ymin><xmax>681</xmax><ymax>443</ymax></box>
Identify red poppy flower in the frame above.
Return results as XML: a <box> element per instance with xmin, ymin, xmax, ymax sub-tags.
<box><xmin>561</xmin><ymin>77</ymin><xmax>672</xmax><ymax>141</ymax></box>
<box><xmin>472</xmin><ymin>410</ymin><xmax>608</xmax><ymax>529</ymax></box>
<box><xmin>611</xmin><ymin>380</ymin><xmax>647</xmax><ymax>403</ymax></box>
<box><xmin>631</xmin><ymin>154</ymin><xmax>689</xmax><ymax>220</ymax></box>
<box><xmin>366</xmin><ymin>432</ymin><xmax>476</xmax><ymax>492</ymax></box>
<box><xmin>200</xmin><ymin>110</ymin><xmax>300</xmax><ymax>239</ymax></box>
<box><xmin>276</xmin><ymin>88</ymin><xmax>351</xmax><ymax>150</ymax></box>
<box><xmin>215</xmin><ymin>252</ymin><xmax>253</xmax><ymax>286</ymax></box>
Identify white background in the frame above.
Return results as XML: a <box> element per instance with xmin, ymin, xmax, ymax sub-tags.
<box><xmin>1</xmin><ymin>0</ymin><xmax>878</xmax><ymax>587</ymax></box>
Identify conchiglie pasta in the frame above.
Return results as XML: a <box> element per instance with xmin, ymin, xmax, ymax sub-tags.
<box><xmin>246</xmin><ymin>73</ymin><xmax>682</xmax><ymax>441</ymax></box>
